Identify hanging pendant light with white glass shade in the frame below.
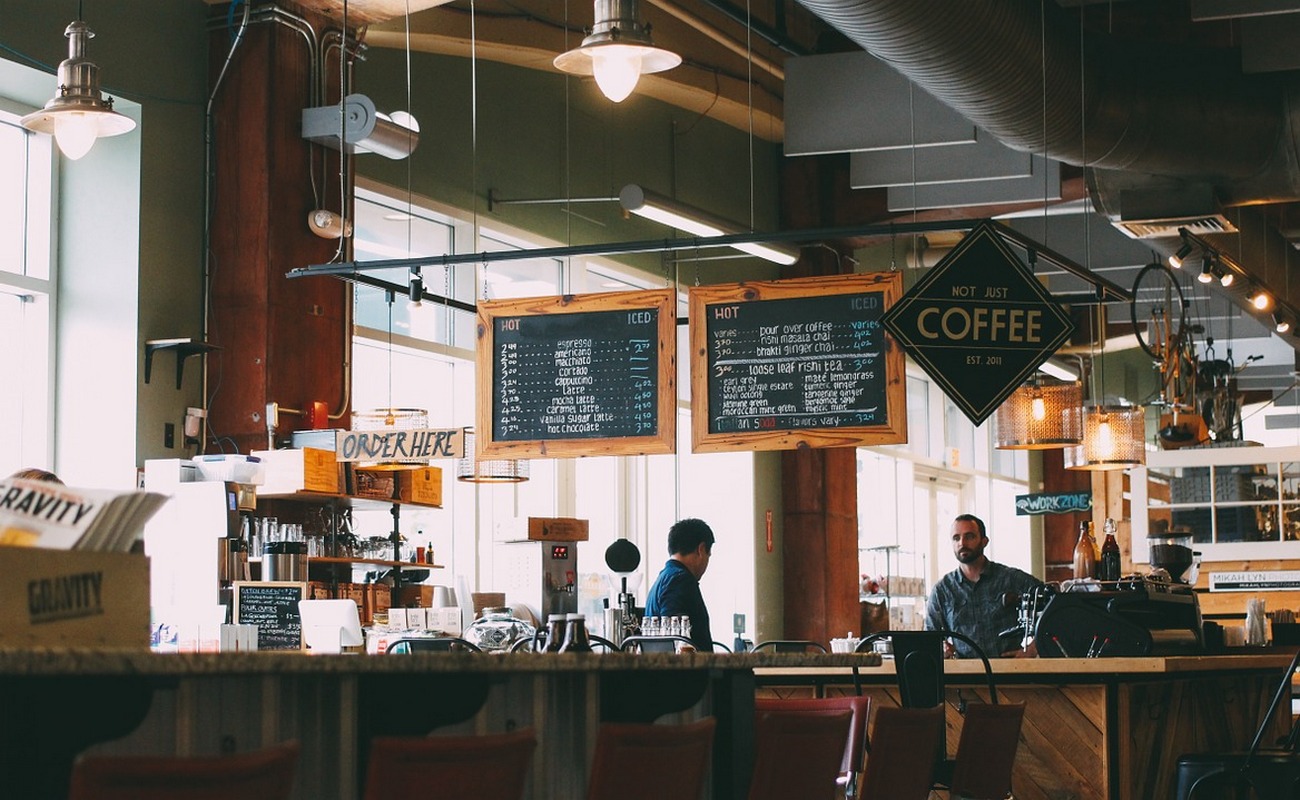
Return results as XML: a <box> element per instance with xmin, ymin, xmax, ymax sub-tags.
<box><xmin>20</xmin><ymin>19</ymin><xmax>136</xmax><ymax>160</ymax></box>
<box><xmin>1064</xmin><ymin>404</ymin><xmax>1146</xmax><ymax>471</ymax></box>
<box><xmin>553</xmin><ymin>0</ymin><xmax>682</xmax><ymax>103</ymax></box>
<box><xmin>994</xmin><ymin>376</ymin><xmax>1083</xmax><ymax>450</ymax></box>
<box><xmin>457</xmin><ymin>428</ymin><xmax>530</xmax><ymax>483</ymax></box>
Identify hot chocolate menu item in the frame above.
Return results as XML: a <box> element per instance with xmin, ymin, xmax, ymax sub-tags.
<box><xmin>689</xmin><ymin>273</ymin><xmax>907</xmax><ymax>452</ymax></box>
<box><xmin>477</xmin><ymin>289</ymin><xmax>676</xmax><ymax>458</ymax></box>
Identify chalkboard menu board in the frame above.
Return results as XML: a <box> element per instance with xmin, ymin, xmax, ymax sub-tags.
<box><xmin>476</xmin><ymin>289</ymin><xmax>676</xmax><ymax>458</ymax></box>
<box><xmin>232</xmin><ymin>581</ymin><xmax>306</xmax><ymax>651</ymax></box>
<box><xmin>690</xmin><ymin>273</ymin><xmax>907</xmax><ymax>452</ymax></box>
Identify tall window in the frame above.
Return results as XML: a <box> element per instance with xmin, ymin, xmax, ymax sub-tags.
<box><xmin>0</xmin><ymin>108</ymin><xmax>54</xmax><ymax>476</ymax></box>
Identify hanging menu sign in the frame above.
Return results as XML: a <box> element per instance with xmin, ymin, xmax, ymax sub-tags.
<box><xmin>232</xmin><ymin>581</ymin><xmax>306</xmax><ymax>651</ymax></box>
<box><xmin>690</xmin><ymin>273</ymin><xmax>907</xmax><ymax>453</ymax></box>
<box><xmin>476</xmin><ymin>288</ymin><xmax>676</xmax><ymax>458</ymax></box>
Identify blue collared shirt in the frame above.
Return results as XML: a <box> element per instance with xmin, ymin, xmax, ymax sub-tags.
<box><xmin>925</xmin><ymin>560</ymin><xmax>1041</xmax><ymax>658</ymax></box>
<box><xmin>644</xmin><ymin>559</ymin><xmax>713</xmax><ymax>652</ymax></box>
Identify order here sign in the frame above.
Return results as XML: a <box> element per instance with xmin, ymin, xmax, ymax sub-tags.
<box><xmin>883</xmin><ymin>221</ymin><xmax>1075</xmax><ymax>426</ymax></box>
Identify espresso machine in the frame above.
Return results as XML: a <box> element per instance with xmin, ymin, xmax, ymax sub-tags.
<box><xmin>498</xmin><ymin>539</ymin><xmax>579</xmax><ymax>621</ymax></box>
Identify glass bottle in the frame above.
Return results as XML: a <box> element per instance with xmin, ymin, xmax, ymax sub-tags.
<box><xmin>557</xmin><ymin>613</ymin><xmax>593</xmax><ymax>653</ymax></box>
<box><xmin>1099</xmin><ymin>518</ymin><xmax>1121</xmax><ymax>581</ymax></box>
<box><xmin>1072</xmin><ymin>520</ymin><xmax>1097</xmax><ymax>580</ymax></box>
<box><xmin>542</xmin><ymin>613</ymin><xmax>566</xmax><ymax>653</ymax></box>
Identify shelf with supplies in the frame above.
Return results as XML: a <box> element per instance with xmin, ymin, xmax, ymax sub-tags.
<box><xmin>258</xmin><ymin>490</ymin><xmax>443</xmax><ymax>510</ymax></box>
<box><xmin>309</xmin><ymin>556</ymin><xmax>444</xmax><ymax>569</ymax></box>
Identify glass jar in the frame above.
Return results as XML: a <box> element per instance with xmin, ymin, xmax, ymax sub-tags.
<box><xmin>463</xmin><ymin>607</ymin><xmax>535</xmax><ymax>653</ymax></box>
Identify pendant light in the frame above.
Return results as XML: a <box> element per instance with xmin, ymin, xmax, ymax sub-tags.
<box><xmin>554</xmin><ymin>0</ymin><xmax>682</xmax><ymax>103</ymax></box>
<box><xmin>20</xmin><ymin>19</ymin><xmax>136</xmax><ymax>160</ymax></box>
<box><xmin>456</xmin><ymin>428</ymin><xmax>530</xmax><ymax>483</ymax></box>
<box><xmin>994</xmin><ymin>376</ymin><xmax>1083</xmax><ymax>449</ymax></box>
<box><xmin>352</xmin><ymin>408</ymin><xmax>431</xmax><ymax>470</ymax></box>
<box><xmin>1064</xmin><ymin>404</ymin><xmax>1146</xmax><ymax>471</ymax></box>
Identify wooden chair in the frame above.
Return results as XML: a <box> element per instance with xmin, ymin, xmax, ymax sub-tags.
<box><xmin>755</xmin><ymin>695</ymin><xmax>870</xmax><ymax>799</ymax></box>
<box><xmin>363</xmin><ymin>729</ymin><xmax>536</xmax><ymax>800</ymax></box>
<box><xmin>858</xmin><ymin>706</ymin><xmax>944</xmax><ymax>800</ymax></box>
<box><xmin>748</xmin><ymin>707</ymin><xmax>854</xmax><ymax>800</ymax></box>
<box><xmin>946</xmin><ymin>702</ymin><xmax>1027</xmax><ymax>800</ymax></box>
<box><xmin>585</xmin><ymin>717</ymin><xmax>716</xmax><ymax>800</ymax></box>
<box><xmin>67</xmin><ymin>740</ymin><xmax>299</xmax><ymax>800</ymax></box>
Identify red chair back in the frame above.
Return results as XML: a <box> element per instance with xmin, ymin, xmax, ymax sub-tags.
<box><xmin>586</xmin><ymin>717</ymin><xmax>716</xmax><ymax>800</ymax></box>
<box><xmin>363</xmin><ymin>729</ymin><xmax>536</xmax><ymax>800</ymax></box>
<box><xmin>948</xmin><ymin>703</ymin><xmax>1026</xmax><ymax>800</ymax></box>
<box><xmin>748</xmin><ymin>707</ymin><xmax>854</xmax><ymax>800</ymax></box>
<box><xmin>754</xmin><ymin>695</ymin><xmax>870</xmax><ymax>777</ymax></box>
<box><xmin>859</xmin><ymin>706</ymin><xmax>944</xmax><ymax>800</ymax></box>
<box><xmin>68</xmin><ymin>740</ymin><xmax>299</xmax><ymax>800</ymax></box>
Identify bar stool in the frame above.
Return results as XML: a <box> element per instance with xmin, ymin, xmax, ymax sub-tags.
<box><xmin>748</xmin><ymin>706</ymin><xmax>854</xmax><ymax>800</ymax></box>
<box><xmin>585</xmin><ymin>717</ymin><xmax>716</xmax><ymax>800</ymax></box>
<box><xmin>859</xmin><ymin>706</ymin><xmax>944</xmax><ymax>800</ymax></box>
<box><xmin>755</xmin><ymin>696</ymin><xmax>870</xmax><ymax>799</ymax></box>
<box><xmin>945</xmin><ymin>702</ymin><xmax>1026</xmax><ymax>800</ymax></box>
<box><xmin>362</xmin><ymin>729</ymin><xmax>537</xmax><ymax>800</ymax></box>
<box><xmin>67</xmin><ymin>740</ymin><xmax>300</xmax><ymax>800</ymax></box>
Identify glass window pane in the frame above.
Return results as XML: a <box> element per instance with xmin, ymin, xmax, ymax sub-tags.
<box><xmin>902</xmin><ymin>375</ymin><xmax>928</xmax><ymax>456</ymax></box>
<box><xmin>0</xmin><ymin>121</ymin><xmax>25</xmax><ymax>276</ymax></box>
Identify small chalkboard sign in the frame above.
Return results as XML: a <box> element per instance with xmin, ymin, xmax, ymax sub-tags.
<box><xmin>476</xmin><ymin>289</ymin><xmax>676</xmax><ymax>458</ymax></box>
<box><xmin>689</xmin><ymin>273</ymin><xmax>907</xmax><ymax>452</ymax></box>
<box><xmin>232</xmin><ymin>581</ymin><xmax>306</xmax><ymax>651</ymax></box>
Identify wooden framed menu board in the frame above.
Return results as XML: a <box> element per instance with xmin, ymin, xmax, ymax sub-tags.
<box><xmin>690</xmin><ymin>272</ymin><xmax>907</xmax><ymax>452</ymax></box>
<box><xmin>476</xmin><ymin>288</ymin><xmax>676</xmax><ymax>458</ymax></box>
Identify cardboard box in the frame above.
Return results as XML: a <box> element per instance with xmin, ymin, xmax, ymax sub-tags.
<box><xmin>397</xmin><ymin>585</ymin><xmax>433</xmax><ymax>608</ymax></box>
<box><xmin>253</xmin><ymin>448</ymin><xmax>342</xmax><ymax>495</ymax></box>
<box><xmin>0</xmin><ymin>547</ymin><xmax>150</xmax><ymax>649</ymax></box>
<box><xmin>397</xmin><ymin>467</ymin><xmax>443</xmax><ymax>507</ymax></box>
<box><xmin>527</xmin><ymin>516</ymin><xmax>590</xmax><ymax>542</ymax></box>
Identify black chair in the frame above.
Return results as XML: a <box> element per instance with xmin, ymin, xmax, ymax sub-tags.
<box><xmin>506</xmin><ymin>632</ymin><xmax>618</xmax><ymax>652</ymax></box>
<box><xmin>1174</xmin><ymin>648</ymin><xmax>1300</xmax><ymax>800</ymax></box>
<box><xmin>619</xmin><ymin>635</ymin><xmax>693</xmax><ymax>653</ymax></box>
<box><xmin>385</xmin><ymin>637</ymin><xmax>482</xmax><ymax>653</ymax></box>
<box><xmin>753</xmin><ymin>640</ymin><xmax>829</xmax><ymax>654</ymax></box>
<box><xmin>854</xmin><ymin>629</ymin><xmax>998</xmax><ymax>706</ymax></box>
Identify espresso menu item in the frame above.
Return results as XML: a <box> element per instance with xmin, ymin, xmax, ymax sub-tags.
<box><xmin>477</xmin><ymin>289</ymin><xmax>676</xmax><ymax>459</ymax></box>
<box><xmin>689</xmin><ymin>274</ymin><xmax>906</xmax><ymax>453</ymax></box>
<box><xmin>233</xmin><ymin>581</ymin><xmax>305</xmax><ymax>651</ymax></box>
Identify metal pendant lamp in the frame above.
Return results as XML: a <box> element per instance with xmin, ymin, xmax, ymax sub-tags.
<box><xmin>20</xmin><ymin>19</ymin><xmax>136</xmax><ymax>160</ymax></box>
<box><xmin>457</xmin><ymin>428</ymin><xmax>530</xmax><ymax>483</ymax></box>
<box><xmin>994</xmin><ymin>377</ymin><xmax>1083</xmax><ymax>450</ymax></box>
<box><xmin>1064</xmin><ymin>404</ymin><xmax>1146</xmax><ymax>471</ymax></box>
<box><xmin>553</xmin><ymin>0</ymin><xmax>682</xmax><ymax>103</ymax></box>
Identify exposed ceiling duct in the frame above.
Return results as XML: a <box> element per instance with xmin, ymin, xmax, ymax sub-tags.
<box><xmin>790</xmin><ymin>0</ymin><xmax>1300</xmax><ymax>209</ymax></box>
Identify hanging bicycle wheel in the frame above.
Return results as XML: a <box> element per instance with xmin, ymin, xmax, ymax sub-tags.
<box><xmin>1129</xmin><ymin>261</ymin><xmax>1189</xmax><ymax>362</ymax></box>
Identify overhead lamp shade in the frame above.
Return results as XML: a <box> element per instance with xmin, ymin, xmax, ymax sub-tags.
<box><xmin>994</xmin><ymin>380</ymin><xmax>1083</xmax><ymax>450</ymax></box>
<box><xmin>20</xmin><ymin>20</ymin><xmax>136</xmax><ymax>160</ymax></box>
<box><xmin>554</xmin><ymin>0</ymin><xmax>681</xmax><ymax>102</ymax></box>
<box><xmin>352</xmin><ymin>408</ymin><xmax>429</xmax><ymax>470</ymax></box>
<box><xmin>1064</xmin><ymin>404</ymin><xmax>1146</xmax><ymax>471</ymax></box>
<box><xmin>618</xmin><ymin>184</ymin><xmax>800</xmax><ymax>265</ymax></box>
<box><xmin>457</xmin><ymin>429</ymin><xmax>529</xmax><ymax>483</ymax></box>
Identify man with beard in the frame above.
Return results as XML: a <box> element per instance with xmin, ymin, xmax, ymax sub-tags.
<box><xmin>925</xmin><ymin>513</ymin><xmax>1041</xmax><ymax>658</ymax></box>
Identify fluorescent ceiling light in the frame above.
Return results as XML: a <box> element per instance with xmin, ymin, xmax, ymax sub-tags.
<box><xmin>1037</xmin><ymin>358</ymin><xmax>1078</xmax><ymax>381</ymax></box>
<box><xmin>618</xmin><ymin>184</ymin><xmax>799</xmax><ymax>266</ymax></box>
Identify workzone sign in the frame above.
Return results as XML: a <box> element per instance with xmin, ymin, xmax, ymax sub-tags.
<box><xmin>883</xmin><ymin>221</ymin><xmax>1075</xmax><ymax>425</ymax></box>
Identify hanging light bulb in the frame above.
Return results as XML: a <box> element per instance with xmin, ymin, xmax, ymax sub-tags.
<box><xmin>1064</xmin><ymin>404</ymin><xmax>1145</xmax><ymax>470</ymax></box>
<box><xmin>1252</xmin><ymin>290</ymin><xmax>1273</xmax><ymax>311</ymax></box>
<box><xmin>20</xmin><ymin>20</ymin><xmax>136</xmax><ymax>160</ymax></box>
<box><xmin>1030</xmin><ymin>386</ymin><xmax>1047</xmax><ymax>422</ymax></box>
<box><xmin>1095</xmin><ymin>413</ymin><xmax>1114</xmax><ymax>458</ymax></box>
<box><xmin>554</xmin><ymin>0</ymin><xmax>682</xmax><ymax>103</ymax></box>
<box><xmin>994</xmin><ymin>378</ymin><xmax>1083</xmax><ymax>450</ymax></box>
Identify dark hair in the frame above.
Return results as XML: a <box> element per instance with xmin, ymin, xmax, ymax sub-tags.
<box><xmin>10</xmin><ymin>468</ymin><xmax>63</xmax><ymax>485</ymax></box>
<box><xmin>668</xmin><ymin>518</ymin><xmax>715</xmax><ymax>556</ymax></box>
<box><xmin>954</xmin><ymin>513</ymin><xmax>986</xmax><ymax>539</ymax></box>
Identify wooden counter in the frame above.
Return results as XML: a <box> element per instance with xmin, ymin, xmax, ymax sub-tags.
<box><xmin>756</xmin><ymin>653</ymin><xmax>1296</xmax><ymax>800</ymax></box>
<box><xmin>0</xmin><ymin>648</ymin><xmax>878</xmax><ymax>800</ymax></box>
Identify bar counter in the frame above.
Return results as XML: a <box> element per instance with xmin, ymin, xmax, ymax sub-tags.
<box><xmin>0</xmin><ymin>648</ymin><xmax>875</xmax><ymax>800</ymax></box>
<box><xmin>757</xmin><ymin>653</ymin><xmax>1297</xmax><ymax>800</ymax></box>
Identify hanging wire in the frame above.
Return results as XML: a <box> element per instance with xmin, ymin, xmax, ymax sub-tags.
<box><xmin>470</xmin><ymin>0</ymin><xmax>482</xmax><ymax>298</ymax></box>
<box><xmin>745</xmin><ymin>0</ymin><xmax>755</xmax><ymax>233</ymax></box>
<box><xmin>329</xmin><ymin>0</ymin><xmax>351</xmax><ymax>265</ymax></box>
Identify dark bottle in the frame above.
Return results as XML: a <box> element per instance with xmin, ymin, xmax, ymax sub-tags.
<box><xmin>1072</xmin><ymin>520</ymin><xmax>1097</xmax><ymax>580</ymax></box>
<box><xmin>557</xmin><ymin>613</ymin><xmax>593</xmax><ymax>653</ymax></box>
<box><xmin>541</xmin><ymin>613</ymin><xmax>566</xmax><ymax>653</ymax></box>
<box><xmin>1099</xmin><ymin>518</ymin><xmax>1122</xmax><ymax>582</ymax></box>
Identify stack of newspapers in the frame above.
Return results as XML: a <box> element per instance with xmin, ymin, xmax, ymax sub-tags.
<box><xmin>0</xmin><ymin>477</ymin><xmax>168</xmax><ymax>552</ymax></box>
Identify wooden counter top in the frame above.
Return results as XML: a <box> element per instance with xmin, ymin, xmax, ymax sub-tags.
<box><xmin>757</xmin><ymin>652</ymin><xmax>1293</xmax><ymax>679</ymax></box>
<box><xmin>0</xmin><ymin>647</ymin><xmax>882</xmax><ymax>677</ymax></box>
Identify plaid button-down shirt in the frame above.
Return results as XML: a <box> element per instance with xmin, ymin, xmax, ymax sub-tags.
<box><xmin>925</xmin><ymin>560</ymin><xmax>1041</xmax><ymax>658</ymax></box>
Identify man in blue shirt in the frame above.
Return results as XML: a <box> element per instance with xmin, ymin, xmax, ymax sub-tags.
<box><xmin>644</xmin><ymin>518</ymin><xmax>714</xmax><ymax>652</ymax></box>
<box><xmin>926</xmin><ymin>513</ymin><xmax>1041</xmax><ymax>658</ymax></box>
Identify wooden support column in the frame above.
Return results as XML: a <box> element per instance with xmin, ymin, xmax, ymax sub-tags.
<box><xmin>207</xmin><ymin>4</ymin><xmax>351</xmax><ymax>454</ymax></box>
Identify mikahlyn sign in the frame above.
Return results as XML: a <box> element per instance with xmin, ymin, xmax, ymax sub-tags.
<box><xmin>883</xmin><ymin>221</ymin><xmax>1075</xmax><ymax>426</ymax></box>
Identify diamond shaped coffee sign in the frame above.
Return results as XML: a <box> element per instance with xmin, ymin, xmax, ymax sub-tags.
<box><xmin>883</xmin><ymin>221</ymin><xmax>1075</xmax><ymax>426</ymax></box>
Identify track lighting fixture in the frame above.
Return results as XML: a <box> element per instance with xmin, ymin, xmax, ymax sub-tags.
<box><xmin>554</xmin><ymin>0</ymin><xmax>682</xmax><ymax>102</ymax></box>
<box><xmin>1219</xmin><ymin>270</ymin><xmax>1235</xmax><ymax>288</ymax></box>
<box><xmin>20</xmin><ymin>19</ymin><xmax>136</xmax><ymax>160</ymax></box>
<box><xmin>408</xmin><ymin>269</ymin><xmax>424</xmax><ymax>307</ymax></box>
<box><xmin>1197</xmin><ymin>257</ymin><xmax>1214</xmax><ymax>284</ymax></box>
<box><xmin>1168</xmin><ymin>236</ymin><xmax>1194</xmax><ymax>269</ymax></box>
<box><xmin>1274</xmin><ymin>312</ymin><xmax>1290</xmax><ymax>334</ymax></box>
<box><xmin>1252</xmin><ymin>290</ymin><xmax>1273</xmax><ymax>311</ymax></box>
<box><xmin>619</xmin><ymin>184</ymin><xmax>800</xmax><ymax>265</ymax></box>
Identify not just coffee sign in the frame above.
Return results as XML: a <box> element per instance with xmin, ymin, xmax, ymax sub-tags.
<box><xmin>883</xmin><ymin>222</ymin><xmax>1075</xmax><ymax>425</ymax></box>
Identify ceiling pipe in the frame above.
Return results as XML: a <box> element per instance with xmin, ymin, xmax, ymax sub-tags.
<box><xmin>791</xmin><ymin>0</ymin><xmax>1298</xmax><ymax>201</ymax></box>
